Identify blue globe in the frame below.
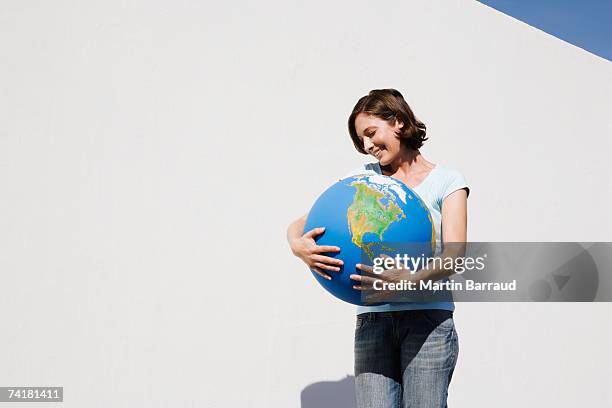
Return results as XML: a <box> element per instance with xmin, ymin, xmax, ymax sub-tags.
<box><xmin>304</xmin><ymin>173</ymin><xmax>435</xmax><ymax>305</ymax></box>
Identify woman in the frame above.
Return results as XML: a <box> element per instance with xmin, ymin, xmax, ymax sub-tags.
<box><xmin>286</xmin><ymin>89</ymin><xmax>469</xmax><ymax>407</ymax></box>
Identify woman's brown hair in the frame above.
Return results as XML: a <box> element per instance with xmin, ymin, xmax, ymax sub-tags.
<box><xmin>348</xmin><ymin>89</ymin><xmax>428</xmax><ymax>153</ymax></box>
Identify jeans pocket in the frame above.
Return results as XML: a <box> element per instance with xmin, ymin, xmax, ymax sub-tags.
<box><xmin>421</xmin><ymin>309</ymin><xmax>454</xmax><ymax>331</ymax></box>
<box><xmin>356</xmin><ymin>315</ymin><xmax>366</xmax><ymax>329</ymax></box>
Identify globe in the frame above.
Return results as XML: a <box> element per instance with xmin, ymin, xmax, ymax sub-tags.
<box><xmin>304</xmin><ymin>173</ymin><xmax>435</xmax><ymax>305</ymax></box>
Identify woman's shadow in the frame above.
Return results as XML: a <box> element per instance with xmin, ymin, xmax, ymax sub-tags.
<box><xmin>301</xmin><ymin>375</ymin><xmax>357</xmax><ymax>408</ymax></box>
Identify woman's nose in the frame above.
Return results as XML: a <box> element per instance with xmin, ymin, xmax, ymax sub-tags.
<box><xmin>363</xmin><ymin>137</ymin><xmax>373</xmax><ymax>151</ymax></box>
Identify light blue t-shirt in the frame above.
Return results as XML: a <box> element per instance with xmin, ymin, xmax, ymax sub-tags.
<box><xmin>342</xmin><ymin>162</ymin><xmax>470</xmax><ymax>315</ymax></box>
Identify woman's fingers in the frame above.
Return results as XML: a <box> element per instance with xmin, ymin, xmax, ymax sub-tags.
<box><xmin>303</xmin><ymin>227</ymin><xmax>325</xmax><ymax>239</ymax></box>
<box><xmin>355</xmin><ymin>263</ymin><xmax>374</xmax><ymax>274</ymax></box>
<box><xmin>351</xmin><ymin>272</ymin><xmax>364</xmax><ymax>290</ymax></box>
<box><xmin>351</xmin><ymin>272</ymin><xmax>365</xmax><ymax>290</ymax></box>
<box><xmin>311</xmin><ymin>266</ymin><xmax>331</xmax><ymax>281</ymax></box>
<box><xmin>350</xmin><ymin>264</ymin><xmax>378</xmax><ymax>290</ymax></box>
<box><xmin>314</xmin><ymin>245</ymin><xmax>341</xmax><ymax>254</ymax></box>
<box><xmin>312</xmin><ymin>254</ymin><xmax>343</xmax><ymax>268</ymax></box>
<box><xmin>313</xmin><ymin>261</ymin><xmax>340</xmax><ymax>272</ymax></box>
<box><xmin>350</xmin><ymin>274</ymin><xmax>375</xmax><ymax>284</ymax></box>
<box><xmin>350</xmin><ymin>271</ymin><xmax>381</xmax><ymax>290</ymax></box>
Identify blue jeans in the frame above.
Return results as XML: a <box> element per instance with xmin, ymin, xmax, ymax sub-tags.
<box><xmin>354</xmin><ymin>310</ymin><xmax>459</xmax><ymax>408</ymax></box>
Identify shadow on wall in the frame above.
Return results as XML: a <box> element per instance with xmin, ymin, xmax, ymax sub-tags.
<box><xmin>301</xmin><ymin>375</ymin><xmax>356</xmax><ymax>408</ymax></box>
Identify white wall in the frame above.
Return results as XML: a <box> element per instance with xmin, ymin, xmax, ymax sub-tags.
<box><xmin>1</xmin><ymin>0</ymin><xmax>610</xmax><ymax>407</ymax></box>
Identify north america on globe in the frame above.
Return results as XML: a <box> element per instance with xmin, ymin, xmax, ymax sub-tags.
<box><xmin>347</xmin><ymin>175</ymin><xmax>410</xmax><ymax>259</ymax></box>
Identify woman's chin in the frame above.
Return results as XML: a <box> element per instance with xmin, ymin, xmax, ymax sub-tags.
<box><xmin>378</xmin><ymin>156</ymin><xmax>390</xmax><ymax>166</ymax></box>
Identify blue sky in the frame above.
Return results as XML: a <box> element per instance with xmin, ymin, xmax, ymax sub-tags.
<box><xmin>478</xmin><ymin>0</ymin><xmax>612</xmax><ymax>61</ymax></box>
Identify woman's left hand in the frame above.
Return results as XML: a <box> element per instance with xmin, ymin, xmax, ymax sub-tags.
<box><xmin>349</xmin><ymin>255</ymin><xmax>420</xmax><ymax>303</ymax></box>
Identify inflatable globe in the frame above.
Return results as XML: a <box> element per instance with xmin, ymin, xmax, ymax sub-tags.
<box><xmin>304</xmin><ymin>173</ymin><xmax>435</xmax><ymax>305</ymax></box>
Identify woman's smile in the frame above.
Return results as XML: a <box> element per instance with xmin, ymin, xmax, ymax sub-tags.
<box><xmin>371</xmin><ymin>148</ymin><xmax>384</xmax><ymax>159</ymax></box>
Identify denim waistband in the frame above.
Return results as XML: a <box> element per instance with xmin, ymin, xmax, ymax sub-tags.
<box><xmin>358</xmin><ymin>309</ymin><xmax>453</xmax><ymax>321</ymax></box>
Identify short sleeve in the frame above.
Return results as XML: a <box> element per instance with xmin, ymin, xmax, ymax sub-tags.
<box><xmin>442</xmin><ymin>169</ymin><xmax>470</xmax><ymax>200</ymax></box>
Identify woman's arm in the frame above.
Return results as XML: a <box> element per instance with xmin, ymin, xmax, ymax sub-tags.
<box><xmin>286</xmin><ymin>213</ymin><xmax>308</xmax><ymax>249</ymax></box>
<box><xmin>441</xmin><ymin>188</ymin><xmax>468</xmax><ymax>243</ymax></box>
<box><xmin>417</xmin><ymin>188</ymin><xmax>468</xmax><ymax>282</ymax></box>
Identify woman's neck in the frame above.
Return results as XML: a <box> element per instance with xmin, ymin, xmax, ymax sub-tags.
<box><xmin>381</xmin><ymin>148</ymin><xmax>435</xmax><ymax>177</ymax></box>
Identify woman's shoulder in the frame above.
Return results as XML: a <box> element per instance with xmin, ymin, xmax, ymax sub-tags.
<box><xmin>432</xmin><ymin>164</ymin><xmax>470</xmax><ymax>198</ymax></box>
<box><xmin>433</xmin><ymin>164</ymin><xmax>466</xmax><ymax>179</ymax></box>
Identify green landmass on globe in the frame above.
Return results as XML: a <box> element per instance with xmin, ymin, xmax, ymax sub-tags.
<box><xmin>347</xmin><ymin>179</ymin><xmax>406</xmax><ymax>260</ymax></box>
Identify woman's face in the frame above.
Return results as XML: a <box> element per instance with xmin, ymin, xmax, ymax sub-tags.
<box><xmin>354</xmin><ymin>113</ymin><xmax>404</xmax><ymax>165</ymax></box>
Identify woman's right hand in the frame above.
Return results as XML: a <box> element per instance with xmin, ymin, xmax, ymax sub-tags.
<box><xmin>289</xmin><ymin>227</ymin><xmax>343</xmax><ymax>280</ymax></box>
